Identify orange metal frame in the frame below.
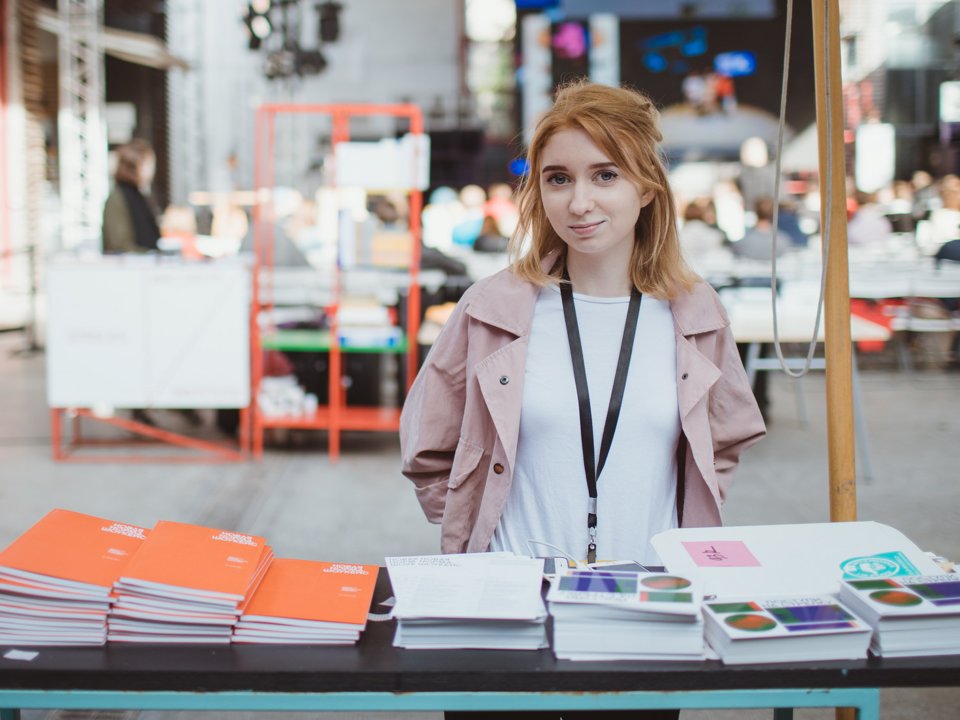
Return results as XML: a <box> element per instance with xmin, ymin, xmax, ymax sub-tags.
<box><xmin>50</xmin><ymin>408</ymin><xmax>250</xmax><ymax>464</ymax></box>
<box><xmin>251</xmin><ymin>103</ymin><xmax>424</xmax><ymax>461</ymax></box>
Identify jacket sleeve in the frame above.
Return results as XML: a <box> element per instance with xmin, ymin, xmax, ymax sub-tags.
<box><xmin>399</xmin><ymin>296</ymin><xmax>471</xmax><ymax>524</ymax></box>
<box><xmin>709</xmin><ymin>322</ymin><xmax>767</xmax><ymax>501</ymax></box>
<box><xmin>102</xmin><ymin>191</ymin><xmax>138</xmax><ymax>254</ymax></box>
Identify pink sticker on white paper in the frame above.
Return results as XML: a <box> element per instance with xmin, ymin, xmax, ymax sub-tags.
<box><xmin>682</xmin><ymin>540</ymin><xmax>762</xmax><ymax>567</ymax></box>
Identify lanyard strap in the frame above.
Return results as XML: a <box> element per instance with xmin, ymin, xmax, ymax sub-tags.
<box><xmin>559</xmin><ymin>273</ymin><xmax>642</xmax><ymax>563</ymax></box>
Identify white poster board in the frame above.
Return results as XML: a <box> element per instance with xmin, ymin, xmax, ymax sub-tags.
<box><xmin>46</xmin><ymin>258</ymin><xmax>250</xmax><ymax>409</ymax></box>
<box><xmin>652</xmin><ymin>521</ymin><xmax>942</xmax><ymax>598</ymax></box>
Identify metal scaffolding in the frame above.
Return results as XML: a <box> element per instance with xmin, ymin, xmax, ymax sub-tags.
<box><xmin>57</xmin><ymin>0</ymin><xmax>108</xmax><ymax>250</ymax></box>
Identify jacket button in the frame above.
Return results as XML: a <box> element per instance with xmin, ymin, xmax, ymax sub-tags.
<box><xmin>493</xmin><ymin>463</ymin><xmax>505</xmax><ymax>474</ymax></box>
<box><xmin>499</xmin><ymin>375</ymin><xmax>510</xmax><ymax>385</ymax></box>
<box><xmin>681</xmin><ymin>373</ymin><xmax>689</xmax><ymax>380</ymax></box>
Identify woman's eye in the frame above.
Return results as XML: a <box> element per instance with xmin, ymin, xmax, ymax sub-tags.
<box><xmin>546</xmin><ymin>174</ymin><xmax>569</xmax><ymax>186</ymax></box>
<box><xmin>597</xmin><ymin>170</ymin><xmax>618</xmax><ymax>182</ymax></box>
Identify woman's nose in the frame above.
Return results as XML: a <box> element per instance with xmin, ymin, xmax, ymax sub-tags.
<box><xmin>568</xmin><ymin>184</ymin><xmax>594</xmax><ymax>215</ymax></box>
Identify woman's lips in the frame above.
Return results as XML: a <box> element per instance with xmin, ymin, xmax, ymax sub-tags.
<box><xmin>569</xmin><ymin>220</ymin><xmax>604</xmax><ymax>236</ymax></box>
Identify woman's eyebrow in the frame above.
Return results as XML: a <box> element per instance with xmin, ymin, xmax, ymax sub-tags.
<box><xmin>541</xmin><ymin>161</ymin><xmax>617</xmax><ymax>174</ymax></box>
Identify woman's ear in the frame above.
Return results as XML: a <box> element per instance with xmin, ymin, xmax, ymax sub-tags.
<box><xmin>639</xmin><ymin>189</ymin><xmax>655</xmax><ymax>208</ymax></box>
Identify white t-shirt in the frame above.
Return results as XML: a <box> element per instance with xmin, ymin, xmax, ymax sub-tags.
<box><xmin>489</xmin><ymin>284</ymin><xmax>680</xmax><ymax>565</ymax></box>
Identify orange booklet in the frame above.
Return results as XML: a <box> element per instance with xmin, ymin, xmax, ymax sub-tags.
<box><xmin>0</xmin><ymin>509</ymin><xmax>149</xmax><ymax>595</ymax></box>
<box><xmin>241</xmin><ymin>558</ymin><xmax>379</xmax><ymax>629</ymax></box>
<box><xmin>117</xmin><ymin>521</ymin><xmax>269</xmax><ymax>604</ymax></box>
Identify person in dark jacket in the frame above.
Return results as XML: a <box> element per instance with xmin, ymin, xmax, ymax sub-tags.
<box><xmin>102</xmin><ymin>139</ymin><xmax>160</xmax><ymax>253</ymax></box>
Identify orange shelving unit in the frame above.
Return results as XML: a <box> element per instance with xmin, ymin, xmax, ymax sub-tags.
<box><xmin>251</xmin><ymin>103</ymin><xmax>424</xmax><ymax>461</ymax></box>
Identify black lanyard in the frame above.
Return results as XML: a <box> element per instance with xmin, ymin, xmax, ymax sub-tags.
<box><xmin>559</xmin><ymin>273</ymin><xmax>642</xmax><ymax>564</ymax></box>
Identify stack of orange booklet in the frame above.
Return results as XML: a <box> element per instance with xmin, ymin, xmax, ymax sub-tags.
<box><xmin>0</xmin><ymin>509</ymin><xmax>148</xmax><ymax>646</ymax></box>
<box><xmin>233</xmin><ymin>558</ymin><xmax>379</xmax><ymax>644</ymax></box>
<box><xmin>108</xmin><ymin>521</ymin><xmax>273</xmax><ymax>644</ymax></box>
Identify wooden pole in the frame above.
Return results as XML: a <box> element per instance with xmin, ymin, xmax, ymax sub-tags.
<box><xmin>812</xmin><ymin>0</ymin><xmax>857</xmax><ymax>524</ymax></box>
<box><xmin>812</xmin><ymin>4</ymin><xmax>858</xmax><ymax>718</ymax></box>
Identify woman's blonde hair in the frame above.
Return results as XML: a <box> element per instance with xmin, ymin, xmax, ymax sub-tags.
<box><xmin>509</xmin><ymin>80</ymin><xmax>696</xmax><ymax>299</ymax></box>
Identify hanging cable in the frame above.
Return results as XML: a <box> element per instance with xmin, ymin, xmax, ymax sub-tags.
<box><xmin>769</xmin><ymin>0</ymin><xmax>833</xmax><ymax>378</ymax></box>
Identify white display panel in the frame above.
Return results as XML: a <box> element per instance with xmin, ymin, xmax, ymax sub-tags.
<box><xmin>46</xmin><ymin>258</ymin><xmax>250</xmax><ymax>409</ymax></box>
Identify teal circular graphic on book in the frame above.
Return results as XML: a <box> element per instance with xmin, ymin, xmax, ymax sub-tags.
<box><xmin>841</xmin><ymin>551</ymin><xmax>920</xmax><ymax>579</ymax></box>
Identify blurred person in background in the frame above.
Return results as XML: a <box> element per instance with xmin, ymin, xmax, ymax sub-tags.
<box><xmin>451</xmin><ymin>184</ymin><xmax>487</xmax><ymax>246</ymax></box>
<box><xmin>927</xmin><ymin>176</ymin><xmax>960</xmax><ymax>251</ymax></box>
<box><xmin>775</xmin><ymin>198</ymin><xmax>809</xmax><ymax>248</ymax></box>
<box><xmin>911</xmin><ymin>170</ymin><xmax>939</xmax><ymax>223</ymax></box>
<box><xmin>847</xmin><ymin>190</ymin><xmax>893</xmax><ymax>247</ymax></box>
<box><xmin>473</xmin><ymin>214</ymin><xmax>509</xmax><ymax>253</ymax></box>
<box><xmin>678</xmin><ymin>198</ymin><xmax>728</xmax><ymax>272</ymax></box>
<box><xmin>484</xmin><ymin>182</ymin><xmax>520</xmax><ymax>238</ymax></box>
<box><xmin>733</xmin><ymin>197</ymin><xmax>790</xmax><ymax>261</ymax></box>
<box><xmin>102</xmin><ymin>138</ymin><xmax>161</xmax><ymax>254</ymax></box>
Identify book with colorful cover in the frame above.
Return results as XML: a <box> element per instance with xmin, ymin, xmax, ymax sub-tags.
<box><xmin>0</xmin><ymin>509</ymin><xmax>149</xmax><ymax>596</ymax></box>
<box><xmin>115</xmin><ymin>521</ymin><xmax>270</xmax><ymax>607</ymax></box>
<box><xmin>547</xmin><ymin>570</ymin><xmax>702</xmax><ymax>619</ymax></box>
<box><xmin>839</xmin><ymin>575</ymin><xmax>960</xmax><ymax>619</ymax></box>
<box><xmin>239</xmin><ymin>558</ymin><xmax>378</xmax><ymax>631</ymax></box>
<box><xmin>547</xmin><ymin>570</ymin><xmax>704</xmax><ymax>661</ymax></box>
<box><xmin>838</xmin><ymin>574</ymin><xmax>960</xmax><ymax>657</ymax></box>
<box><xmin>702</xmin><ymin>596</ymin><xmax>872</xmax><ymax>664</ymax></box>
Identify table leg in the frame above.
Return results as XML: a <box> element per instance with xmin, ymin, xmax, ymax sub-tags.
<box><xmin>773</xmin><ymin>709</ymin><xmax>794</xmax><ymax>720</ymax></box>
<box><xmin>0</xmin><ymin>708</ymin><xmax>20</xmax><ymax>720</ymax></box>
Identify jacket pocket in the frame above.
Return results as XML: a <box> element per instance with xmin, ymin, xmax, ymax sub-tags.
<box><xmin>447</xmin><ymin>438</ymin><xmax>485</xmax><ymax>489</ymax></box>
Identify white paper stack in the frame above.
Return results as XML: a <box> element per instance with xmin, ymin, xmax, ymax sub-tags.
<box><xmin>547</xmin><ymin>570</ymin><xmax>704</xmax><ymax>661</ymax></box>
<box><xmin>387</xmin><ymin>553</ymin><xmax>548</xmax><ymax>650</ymax></box>
<box><xmin>702</xmin><ymin>595</ymin><xmax>872</xmax><ymax>664</ymax></box>
<box><xmin>108</xmin><ymin>521</ymin><xmax>273</xmax><ymax>644</ymax></box>
<box><xmin>838</xmin><ymin>574</ymin><xmax>960</xmax><ymax>657</ymax></box>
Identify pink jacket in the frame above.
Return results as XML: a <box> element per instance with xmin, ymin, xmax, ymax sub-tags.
<box><xmin>400</xmin><ymin>265</ymin><xmax>766</xmax><ymax>555</ymax></box>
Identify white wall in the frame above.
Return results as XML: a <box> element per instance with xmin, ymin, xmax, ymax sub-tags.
<box><xmin>168</xmin><ymin>0</ymin><xmax>460</xmax><ymax>202</ymax></box>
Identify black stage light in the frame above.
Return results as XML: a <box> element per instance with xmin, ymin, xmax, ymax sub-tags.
<box><xmin>317</xmin><ymin>1</ymin><xmax>342</xmax><ymax>43</ymax></box>
<box><xmin>244</xmin><ymin>0</ymin><xmax>273</xmax><ymax>50</ymax></box>
<box><xmin>297</xmin><ymin>48</ymin><xmax>328</xmax><ymax>76</ymax></box>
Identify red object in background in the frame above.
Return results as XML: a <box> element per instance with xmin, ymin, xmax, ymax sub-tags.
<box><xmin>850</xmin><ymin>298</ymin><xmax>906</xmax><ymax>352</ymax></box>
<box><xmin>263</xmin><ymin>349</ymin><xmax>295</xmax><ymax>377</ymax></box>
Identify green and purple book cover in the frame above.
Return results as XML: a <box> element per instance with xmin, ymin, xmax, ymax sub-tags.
<box><xmin>547</xmin><ymin>570</ymin><xmax>701</xmax><ymax>617</ymax></box>
<box><xmin>841</xmin><ymin>575</ymin><xmax>960</xmax><ymax>617</ymax></box>
<box><xmin>705</xmin><ymin>596</ymin><xmax>871</xmax><ymax>640</ymax></box>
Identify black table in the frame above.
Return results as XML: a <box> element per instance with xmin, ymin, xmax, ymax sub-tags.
<box><xmin>1</xmin><ymin>572</ymin><xmax>958</xmax><ymax>719</ymax></box>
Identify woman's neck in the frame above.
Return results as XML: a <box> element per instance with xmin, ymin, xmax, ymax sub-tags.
<box><xmin>564</xmin><ymin>252</ymin><xmax>634</xmax><ymax>297</ymax></box>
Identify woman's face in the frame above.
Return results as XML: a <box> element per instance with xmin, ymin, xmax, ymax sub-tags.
<box><xmin>539</xmin><ymin>128</ymin><xmax>652</xmax><ymax>265</ymax></box>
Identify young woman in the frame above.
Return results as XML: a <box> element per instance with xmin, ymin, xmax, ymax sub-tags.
<box><xmin>400</xmin><ymin>83</ymin><xmax>765</xmax><ymax>717</ymax></box>
<box><xmin>402</xmin><ymin>79</ymin><xmax>764</xmax><ymax>560</ymax></box>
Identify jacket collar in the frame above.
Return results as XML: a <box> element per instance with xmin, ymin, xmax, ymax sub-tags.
<box><xmin>464</xmin><ymin>250</ymin><xmax>729</xmax><ymax>338</ymax></box>
<box><xmin>670</xmin><ymin>281</ymin><xmax>730</xmax><ymax>336</ymax></box>
<box><xmin>463</xmin><ymin>251</ymin><xmax>560</xmax><ymax>337</ymax></box>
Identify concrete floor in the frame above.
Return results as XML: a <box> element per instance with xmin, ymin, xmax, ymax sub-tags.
<box><xmin>0</xmin><ymin>331</ymin><xmax>958</xmax><ymax>719</ymax></box>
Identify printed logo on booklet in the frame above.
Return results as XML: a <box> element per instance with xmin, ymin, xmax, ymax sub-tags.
<box><xmin>210</xmin><ymin>531</ymin><xmax>258</xmax><ymax>547</ymax></box>
<box><xmin>323</xmin><ymin>563</ymin><xmax>370</xmax><ymax>575</ymax></box>
<box><xmin>840</xmin><ymin>551</ymin><xmax>920</xmax><ymax>579</ymax></box>
<box><xmin>101</xmin><ymin>523</ymin><xmax>147</xmax><ymax>539</ymax></box>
